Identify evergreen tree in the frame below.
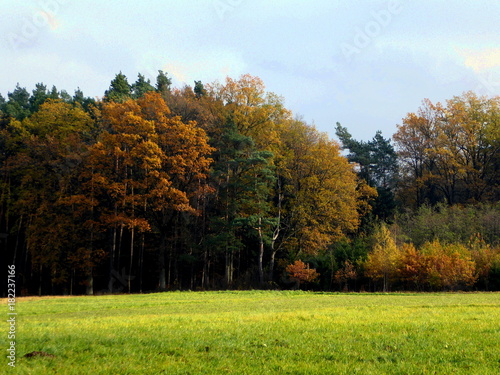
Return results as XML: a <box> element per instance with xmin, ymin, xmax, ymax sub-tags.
<box><xmin>29</xmin><ymin>83</ymin><xmax>49</xmax><ymax>112</ymax></box>
<box><xmin>59</xmin><ymin>90</ymin><xmax>72</xmax><ymax>102</ymax></box>
<box><xmin>335</xmin><ymin>123</ymin><xmax>398</xmax><ymax>223</ymax></box>
<box><xmin>194</xmin><ymin>80</ymin><xmax>206</xmax><ymax>98</ymax></box>
<box><xmin>156</xmin><ymin>70</ymin><xmax>172</xmax><ymax>95</ymax></box>
<box><xmin>73</xmin><ymin>88</ymin><xmax>96</xmax><ymax>110</ymax></box>
<box><xmin>0</xmin><ymin>93</ymin><xmax>6</xmax><ymax>123</ymax></box>
<box><xmin>5</xmin><ymin>84</ymin><xmax>31</xmax><ymax>120</ymax></box>
<box><xmin>49</xmin><ymin>85</ymin><xmax>60</xmax><ymax>100</ymax></box>
<box><xmin>131</xmin><ymin>73</ymin><xmax>155</xmax><ymax>99</ymax></box>
<box><xmin>207</xmin><ymin>121</ymin><xmax>275</xmax><ymax>286</ymax></box>
<box><xmin>104</xmin><ymin>72</ymin><xmax>132</xmax><ymax>102</ymax></box>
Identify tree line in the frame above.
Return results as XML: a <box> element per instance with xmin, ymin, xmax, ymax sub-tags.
<box><xmin>0</xmin><ymin>73</ymin><xmax>499</xmax><ymax>295</ymax></box>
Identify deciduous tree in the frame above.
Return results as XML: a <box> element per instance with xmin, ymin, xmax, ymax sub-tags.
<box><xmin>394</xmin><ymin>92</ymin><xmax>500</xmax><ymax>206</ymax></box>
<box><xmin>364</xmin><ymin>223</ymin><xmax>401</xmax><ymax>291</ymax></box>
<box><xmin>278</xmin><ymin>120</ymin><xmax>374</xmax><ymax>258</ymax></box>
<box><xmin>286</xmin><ymin>260</ymin><xmax>319</xmax><ymax>288</ymax></box>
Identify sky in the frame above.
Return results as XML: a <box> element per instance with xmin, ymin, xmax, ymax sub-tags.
<box><xmin>1</xmin><ymin>0</ymin><xmax>499</xmax><ymax>141</ymax></box>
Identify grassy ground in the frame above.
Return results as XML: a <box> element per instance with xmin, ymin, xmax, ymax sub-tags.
<box><xmin>5</xmin><ymin>291</ymin><xmax>500</xmax><ymax>374</ymax></box>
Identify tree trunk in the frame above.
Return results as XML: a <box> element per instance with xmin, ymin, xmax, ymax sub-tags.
<box><xmin>128</xmin><ymin>182</ymin><xmax>135</xmax><ymax>293</ymax></box>
<box><xmin>38</xmin><ymin>264</ymin><xmax>42</xmax><ymax>296</ymax></box>
<box><xmin>257</xmin><ymin>217</ymin><xmax>264</xmax><ymax>285</ymax></box>
<box><xmin>13</xmin><ymin>214</ymin><xmax>23</xmax><ymax>264</ymax></box>
<box><xmin>108</xmin><ymin>217</ymin><xmax>117</xmax><ymax>293</ymax></box>
<box><xmin>202</xmin><ymin>246</ymin><xmax>210</xmax><ymax>289</ymax></box>
<box><xmin>128</xmin><ymin>226</ymin><xmax>134</xmax><ymax>293</ymax></box>
<box><xmin>158</xmin><ymin>212</ymin><xmax>175</xmax><ymax>290</ymax></box>
<box><xmin>225</xmin><ymin>248</ymin><xmax>233</xmax><ymax>288</ymax></box>
<box><xmin>159</xmin><ymin>231</ymin><xmax>167</xmax><ymax>290</ymax></box>
<box><xmin>268</xmin><ymin>185</ymin><xmax>282</xmax><ymax>282</ymax></box>
<box><xmin>269</xmin><ymin>249</ymin><xmax>277</xmax><ymax>282</ymax></box>
<box><xmin>139</xmin><ymin>232</ymin><xmax>145</xmax><ymax>293</ymax></box>
<box><xmin>139</xmin><ymin>199</ymin><xmax>147</xmax><ymax>293</ymax></box>
<box><xmin>86</xmin><ymin>268</ymin><xmax>93</xmax><ymax>295</ymax></box>
<box><xmin>117</xmin><ymin>224</ymin><xmax>124</xmax><ymax>271</ymax></box>
<box><xmin>224</xmin><ymin>163</ymin><xmax>233</xmax><ymax>288</ymax></box>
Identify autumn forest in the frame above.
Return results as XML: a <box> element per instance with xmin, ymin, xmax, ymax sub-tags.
<box><xmin>1</xmin><ymin>72</ymin><xmax>499</xmax><ymax>295</ymax></box>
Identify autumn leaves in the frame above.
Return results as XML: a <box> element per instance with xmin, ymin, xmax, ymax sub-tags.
<box><xmin>87</xmin><ymin>93</ymin><xmax>214</xmax><ymax>291</ymax></box>
<box><xmin>3</xmin><ymin>74</ymin><xmax>498</xmax><ymax>294</ymax></box>
<box><xmin>394</xmin><ymin>92</ymin><xmax>500</xmax><ymax>207</ymax></box>
<box><xmin>1</xmin><ymin>74</ymin><xmax>371</xmax><ymax>294</ymax></box>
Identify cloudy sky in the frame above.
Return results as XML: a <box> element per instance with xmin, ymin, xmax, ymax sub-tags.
<box><xmin>1</xmin><ymin>0</ymin><xmax>499</xmax><ymax>141</ymax></box>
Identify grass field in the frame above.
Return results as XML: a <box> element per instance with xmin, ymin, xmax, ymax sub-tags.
<box><xmin>5</xmin><ymin>291</ymin><xmax>500</xmax><ymax>374</ymax></box>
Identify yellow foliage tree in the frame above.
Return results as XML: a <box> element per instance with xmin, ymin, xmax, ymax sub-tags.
<box><xmin>364</xmin><ymin>224</ymin><xmax>402</xmax><ymax>291</ymax></box>
<box><xmin>394</xmin><ymin>92</ymin><xmax>500</xmax><ymax>206</ymax></box>
<box><xmin>278</xmin><ymin>120</ymin><xmax>376</xmax><ymax>257</ymax></box>
<box><xmin>205</xmin><ymin>74</ymin><xmax>291</xmax><ymax>151</ymax></box>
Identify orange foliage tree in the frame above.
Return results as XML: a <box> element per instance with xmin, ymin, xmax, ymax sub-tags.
<box><xmin>286</xmin><ymin>260</ymin><xmax>320</xmax><ymax>289</ymax></box>
<box><xmin>87</xmin><ymin>92</ymin><xmax>214</xmax><ymax>291</ymax></box>
<box><xmin>420</xmin><ymin>241</ymin><xmax>477</xmax><ymax>290</ymax></box>
<box><xmin>334</xmin><ymin>260</ymin><xmax>358</xmax><ymax>291</ymax></box>
<box><xmin>397</xmin><ymin>243</ymin><xmax>426</xmax><ymax>290</ymax></box>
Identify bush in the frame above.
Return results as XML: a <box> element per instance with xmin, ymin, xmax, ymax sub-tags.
<box><xmin>420</xmin><ymin>241</ymin><xmax>477</xmax><ymax>290</ymax></box>
<box><xmin>285</xmin><ymin>260</ymin><xmax>320</xmax><ymax>289</ymax></box>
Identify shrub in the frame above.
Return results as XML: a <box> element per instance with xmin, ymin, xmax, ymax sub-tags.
<box><xmin>286</xmin><ymin>260</ymin><xmax>320</xmax><ymax>289</ymax></box>
<box><xmin>420</xmin><ymin>241</ymin><xmax>477</xmax><ymax>290</ymax></box>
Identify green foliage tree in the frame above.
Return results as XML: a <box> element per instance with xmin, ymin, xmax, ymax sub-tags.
<box><xmin>48</xmin><ymin>85</ymin><xmax>60</xmax><ymax>100</ymax></box>
<box><xmin>395</xmin><ymin>203</ymin><xmax>500</xmax><ymax>248</ymax></box>
<box><xmin>156</xmin><ymin>70</ymin><xmax>172</xmax><ymax>95</ymax></box>
<box><xmin>59</xmin><ymin>90</ymin><xmax>72</xmax><ymax>102</ymax></box>
<box><xmin>29</xmin><ymin>83</ymin><xmax>49</xmax><ymax>112</ymax></box>
<box><xmin>72</xmin><ymin>88</ymin><xmax>96</xmax><ymax>110</ymax></box>
<box><xmin>194</xmin><ymin>80</ymin><xmax>206</xmax><ymax>98</ymax></box>
<box><xmin>5</xmin><ymin>84</ymin><xmax>31</xmax><ymax>120</ymax></box>
<box><xmin>131</xmin><ymin>74</ymin><xmax>155</xmax><ymax>99</ymax></box>
<box><xmin>335</xmin><ymin>123</ymin><xmax>397</xmax><ymax>223</ymax></box>
<box><xmin>206</xmin><ymin>121</ymin><xmax>275</xmax><ymax>286</ymax></box>
<box><xmin>104</xmin><ymin>72</ymin><xmax>132</xmax><ymax>102</ymax></box>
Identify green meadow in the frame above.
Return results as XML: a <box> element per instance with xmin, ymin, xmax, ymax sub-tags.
<box><xmin>7</xmin><ymin>291</ymin><xmax>500</xmax><ymax>374</ymax></box>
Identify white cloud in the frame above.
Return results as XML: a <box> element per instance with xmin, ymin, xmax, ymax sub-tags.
<box><xmin>457</xmin><ymin>47</ymin><xmax>500</xmax><ymax>73</ymax></box>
